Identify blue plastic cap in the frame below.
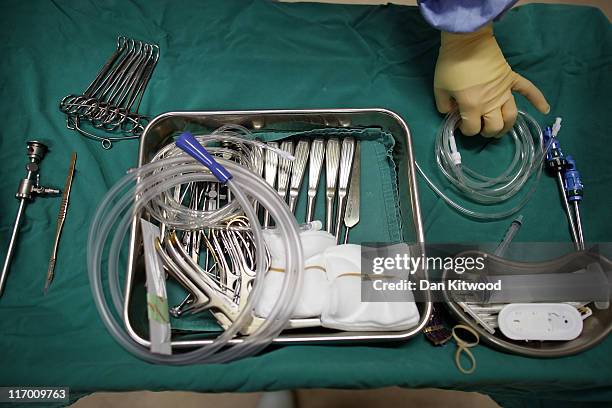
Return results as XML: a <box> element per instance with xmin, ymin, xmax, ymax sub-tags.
<box><xmin>176</xmin><ymin>131</ymin><xmax>233</xmax><ymax>184</ymax></box>
<box><xmin>565</xmin><ymin>155</ymin><xmax>577</xmax><ymax>171</ymax></box>
<box><xmin>563</xmin><ymin>155</ymin><xmax>583</xmax><ymax>201</ymax></box>
<box><xmin>543</xmin><ymin>126</ymin><xmax>553</xmax><ymax>140</ymax></box>
<box><xmin>543</xmin><ymin>126</ymin><xmax>564</xmax><ymax>164</ymax></box>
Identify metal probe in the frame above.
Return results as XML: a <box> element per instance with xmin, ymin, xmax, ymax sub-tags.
<box><xmin>0</xmin><ymin>141</ymin><xmax>59</xmax><ymax>298</ymax></box>
<box><xmin>574</xmin><ymin>202</ymin><xmax>584</xmax><ymax>248</ymax></box>
<box><xmin>543</xmin><ymin>120</ymin><xmax>580</xmax><ymax>248</ymax></box>
<box><xmin>563</xmin><ymin>155</ymin><xmax>585</xmax><ymax>250</ymax></box>
<box><xmin>45</xmin><ymin>152</ymin><xmax>77</xmax><ymax>293</ymax></box>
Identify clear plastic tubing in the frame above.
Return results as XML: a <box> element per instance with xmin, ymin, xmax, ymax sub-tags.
<box><xmin>87</xmin><ymin>146</ymin><xmax>304</xmax><ymax>364</ymax></box>
<box><xmin>416</xmin><ymin>110</ymin><xmax>551</xmax><ymax>220</ymax></box>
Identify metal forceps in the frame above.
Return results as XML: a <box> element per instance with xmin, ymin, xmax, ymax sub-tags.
<box><xmin>59</xmin><ymin>36</ymin><xmax>159</xmax><ymax>149</ymax></box>
<box><xmin>222</xmin><ymin>217</ymin><xmax>260</xmax><ymax>305</ymax></box>
<box><xmin>161</xmin><ymin>233</ymin><xmax>238</xmax><ymax>319</ymax></box>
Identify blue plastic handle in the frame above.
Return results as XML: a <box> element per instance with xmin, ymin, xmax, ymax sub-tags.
<box><xmin>543</xmin><ymin>126</ymin><xmax>564</xmax><ymax>162</ymax></box>
<box><xmin>563</xmin><ymin>155</ymin><xmax>583</xmax><ymax>202</ymax></box>
<box><xmin>176</xmin><ymin>131</ymin><xmax>233</xmax><ymax>183</ymax></box>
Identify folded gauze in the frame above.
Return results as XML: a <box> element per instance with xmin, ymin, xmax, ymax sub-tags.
<box><xmin>254</xmin><ymin>224</ymin><xmax>335</xmax><ymax>319</ymax></box>
<box><xmin>321</xmin><ymin>244</ymin><xmax>420</xmax><ymax>331</ymax></box>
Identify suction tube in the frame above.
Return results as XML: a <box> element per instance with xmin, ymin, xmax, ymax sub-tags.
<box><xmin>416</xmin><ymin>110</ymin><xmax>550</xmax><ymax>220</ymax></box>
<box><xmin>88</xmin><ymin>135</ymin><xmax>304</xmax><ymax>364</ymax></box>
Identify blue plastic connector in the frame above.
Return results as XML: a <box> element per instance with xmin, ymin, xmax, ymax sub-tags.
<box><xmin>176</xmin><ymin>131</ymin><xmax>233</xmax><ymax>184</ymax></box>
<box><xmin>543</xmin><ymin>126</ymin><xmax>566</xmax><ymax>172</ymax></box>
<box><xmin>563</xmin><ymin>155</ymin><xmax>583</xmax><ymax>202</ymax></box>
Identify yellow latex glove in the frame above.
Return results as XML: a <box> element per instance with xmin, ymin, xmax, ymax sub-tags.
<box><xmin>434</xmin><ymin>24</ymin><xmax>550</xmax><ymax>137</ymax></box>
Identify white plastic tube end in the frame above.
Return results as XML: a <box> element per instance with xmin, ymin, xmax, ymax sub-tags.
<box><xmin>449</xmin><ymin>134</ymin><xmax>462</xmax><ymax>165</ymax></box>
<box><xmin>451</xmin><ymin>151</ymin><xmax>462</xmax><ymax>165</ymax></box>
<box><xmin>552</xmin><ymin>117</ymin><xmax>562</xmax><ymax>137</ymax></box>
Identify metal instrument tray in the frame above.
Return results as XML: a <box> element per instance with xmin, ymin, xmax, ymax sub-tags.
<box><xmin>124</xmin><ymin>108</ymin><xmax>431</xmax><ymax>348</ymax></box>
<box><xmin>446</xmin><ymin>250</ymin><xmax>612</xmax><ymax>357</ymax></box>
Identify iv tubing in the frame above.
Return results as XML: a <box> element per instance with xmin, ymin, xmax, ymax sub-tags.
<box><xmin>88</xmin><ymin>148</ymin><xmax>304</xmax><ymax>364</ymax></box>
<box><xmin>416</xmin><ymin>110</ymin><xmax>549</xmax><ymax>220</ymax></box>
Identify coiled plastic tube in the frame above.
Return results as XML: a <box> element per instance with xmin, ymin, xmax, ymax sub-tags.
<box><xmin>88</xmin><ymin>142</ymin><xmax>304</xmax><ymax>364</ymax></box>
<box><xmin>416</xmin><ymin>110</ymin><xmax>549</xmax><ymax>220</ymax></box>
<box><xmin>144</xmin><ymin>135</ymin><xmax>292</xmax><ymax>231</ymax></box>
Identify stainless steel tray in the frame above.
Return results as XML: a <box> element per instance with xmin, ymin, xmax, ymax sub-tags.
<box><xmin>445</xmin><ymin>250</ymin><xmax>612</xmax><ymax>357</ymax></box>
<box><xmin>123</xmin><ymin>108</ymin><xmax>431</xmax><ymax>348</ymax></box>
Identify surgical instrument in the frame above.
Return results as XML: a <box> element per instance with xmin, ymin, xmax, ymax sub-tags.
<box><xmin>59</xmin><ymin>36</ymin><xmax>159</xmax><ymax>149</ymax></box>
<box><xmin>288</xmin><ymin>139</ymin><xmax>309</xmax><ymax>213</ymax></box>
<box><xmin>343</xmin><ymin>141</ymin><xmax>360</xmax><ymax>244</ymax></box>
<box><xmin>564</xmin><ymin>155</ymin><xmax>585</xmax><ymax>250</ymax></box>
<box><xmin>543</xmin><ymin>119</ymin><xmax>580</xmax><ymax>247</ymax></box>
<box><xmin>457</xmin><ymin>301</ymin><xmax>496</xmax><ymax>334</ymax></box>
<box><xmin>1</xmin><ymin>141</ymin><xmax>59</xmax><ymax>298</ymax></box>
<box><xmin>277</xmin><ymin>140</ymin><xmax>294</xmax><ymax>202</ymax></box>
<box><xmin>101</xmin><ymin>108</ymin><xmax>432</xmax><ymax>357</ymax></box>
<box><xmin>494</xmin><ymin>215</ymin><xmax>523</xmax><ymax>257</ymax></box>
<box><xmin>251</xmin><ymin>145</ymin><xmax>265</xmax><ymax>215</ymax></box>
<box><xmin>324</xmin><ymin>139</ymin><xmax>340</xmax><ymax>233</ymax></box>
<box><xmin>334</xmin><ymin>137</ymin><xmax>355</xmax><ymax>243</ymax></box>
<box><xmin>462</xmin><ymin>216</ymin><xmax>524</xmax><ymax>333</ymax></box>
<box><xmin>306</xmin><ymin>139</ymin><xmax>325</xmax><ymax>223</ymax></box>
<box><xmin>263</xmin><ymin>141</ymin><xmax>279</xmax><ymax>227</ymax></box>
<box><xmin>416</xmin><ymin>110</ymin><xmax>545</xmax><ymax>220</ymax></box>
<box><xmin>88</xmin><ymin>131</ymin><xmax>305</xmax><ymax>363</ymax></box>
<box><xmin>45</xmin><ymin>152</ymin><xmax>77</xmax><ymax>293</ymax></box>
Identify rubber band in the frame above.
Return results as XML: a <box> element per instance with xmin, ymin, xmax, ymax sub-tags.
<box><xmin>452</xmin><ymin>324</ymin><xmax>480</xmax><ymax>374</ymax></box>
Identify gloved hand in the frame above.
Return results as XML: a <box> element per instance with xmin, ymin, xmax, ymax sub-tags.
<box><xmin>434</xmin><ymin>24</ymin><xmax>550</xmax><ymax>137</ymax></box>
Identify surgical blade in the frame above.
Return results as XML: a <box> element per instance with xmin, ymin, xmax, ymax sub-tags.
<box><xmin>343</xmin><ymin>141</ymin><xmax>360</xmax><ymax>244</ymax></box>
